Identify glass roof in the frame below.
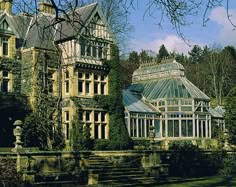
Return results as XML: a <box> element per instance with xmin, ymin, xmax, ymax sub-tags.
<box><xmin>133</xmin><ymin>60</ymin><xmax>185</xmax><ymax>77</ymax></box>
<box><xmin>122</xmin><ymin>90</ymin><xmax>157</xmax><ymax>113</ymax></box>
<box><xmin>129</xmin><ymin>77</ymin><xmax>210</xmax><ymax>100</ymax></box>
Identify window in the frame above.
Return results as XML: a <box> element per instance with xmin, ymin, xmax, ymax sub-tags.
<box><xmin>78</xmin><ymin>71</ymin><xmax>107</xmax><ymax>96</ymax></box>
<box><xmin>2</xmin><ymin>37</ymin><xmax>8</xmax><ymax>56</ymax></box>
<box><xmin>85</xmin><ymin>111</ymin><xmax>91</xmax><ymax>122</ymax></box>
<box><xmin>65</xmin><ymin>80</ymin><xmax>69</xmax><ymax>93</ymax></box>
<box><xmin>94</xmin><ymin>83</ymin><xmax>98</xmax><ymax>94</ymax></box>
<box><xmin>78</xmin><ymin>81</ymin><xmax>83</xmax><ymax>93</ymax></box>
<box><xmin>85</xmin><ymin>82</ymin><xmax>90</xmax><ymax>94</ymax></box>
<box><xmin>80</xmin><ymin>39</ymin><xmax>108</xmax><ymax>60</ymax></box>
<box><xmin>65</xmin><ymin>111</ymin><xmax>70</xmax><ymax>140</ymax></box>
<box><xmin>1</xmin><ymin>70</ymin><xmax>10</xmax><ymax>93</ymax></box>
<box><xmin>95</xmin><ymin>112</ymin><xmax>99</xmax><ymax>122</ymax></box>
<box><xmin>101</xmin><ymin>83</ymin><xmax>105</xmax><ymax>95</ymax></box>
<box><xmin>2</xmin><ymin>79</ymin><xmax>8</xmax><ymax>92</ymax></box>
<box><xmin>65</xmin><ymin>70</ymin><xmax>69</xmax><ymax>94</ymax></box>
<box><xmin>93</xmin><ymin>111</ymin><xmax>107</xmax><ymax>139</ymax></box>
<box><xmin>3</xmin><ymin>71</ymin><xmax>8</xmax><ymax>77</ymax></box>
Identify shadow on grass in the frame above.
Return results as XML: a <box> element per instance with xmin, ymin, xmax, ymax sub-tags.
<box><xmin>158</xmin><ymin>175</ymin><xmax>236</xmax><ymax>187</ymax></box>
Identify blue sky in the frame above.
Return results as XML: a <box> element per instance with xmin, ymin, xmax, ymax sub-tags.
<box><xmin>128</xmin><ymin>1</ymin><xmax>236</xmax><ymax>54</ymax></box>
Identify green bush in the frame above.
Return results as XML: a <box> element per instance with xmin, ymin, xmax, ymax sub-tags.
<box><xmin>94</xmin><ymin>139</ymin><xmax>110</xmax><ymax>150</ymax></box>
<box><xmin>168</xmin><ymin>142</ymin><xmax>227</xmax><ymax>177</ymax></box>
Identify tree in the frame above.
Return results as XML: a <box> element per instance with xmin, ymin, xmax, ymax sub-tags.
<box><xmin>188</xmin><ymin>45</ymin><xmax>203</xmax><ymax>64</ymax></box>
<box><xmin>206</xmin><ymin>49</ymin><xmax>234</xmax><ymax>104</ymax></box>
<box><xmin>224</xmin><ymin>85</ymin><xmax>236</xmax><ymax>145</ymax></box>
<box><xmin>158</xmin><ymin>44</ymin><xmax>169</xmax><ymax>61</ymax></box>
<box><xmin>121</xmin><ymin>51</ymin><xmax>140</xmax><ymax>88</ymax></box>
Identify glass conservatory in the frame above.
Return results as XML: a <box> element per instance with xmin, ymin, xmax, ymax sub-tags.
<box><xmin>123</xmin><ymin>59</ymin><xmax>213</xmax><ymax>140</ymax></box>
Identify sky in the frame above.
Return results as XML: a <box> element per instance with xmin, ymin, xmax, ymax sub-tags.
<box><xmin>127</xmin><ymin>1</ymin><xmax>236</xmax><ymax>55</ymax></box>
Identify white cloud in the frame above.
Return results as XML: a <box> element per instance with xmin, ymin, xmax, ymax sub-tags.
<box><xmin>130</xmin><ymin>35</ymin><xmax>202</xmax><ymax>55</ymax></box>
<box><xmin>209</xmin><ymin>7</ymin><xmax>236</xmax><ymax>46</ymax></box>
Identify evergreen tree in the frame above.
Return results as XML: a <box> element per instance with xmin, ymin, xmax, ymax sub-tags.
<box><xmin>121</xmin><ymin>51</ymin><xmax>140</xmax><ymax>88</ymax></box>
<box><xmin>188</xmin><ymin>45</ymin><xmax>203</xmax><ymax>64</ymax></box>
<box><xmin>158</xmin><ymin>44</ymin><xmax>169</xmax><ymax>60</ymax></box>
<box><xmin>225</xmin><ymin>85</ymin><xmax>236</xmax><ymax>145</ymax></box>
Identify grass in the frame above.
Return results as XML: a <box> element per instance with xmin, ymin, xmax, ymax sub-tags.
<box><xmin>157</xmin><ymin>175</ymin><xmax>236</xmax><ymax>187</ymax></box>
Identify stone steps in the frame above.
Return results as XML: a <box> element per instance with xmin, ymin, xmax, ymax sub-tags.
<box><xmin>87</xmin><ymin>154</ymin><xmax>159</xmax><ymax>186</ymax></box>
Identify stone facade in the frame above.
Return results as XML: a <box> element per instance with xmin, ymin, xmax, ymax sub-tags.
<box><xmin>0</xmin><ymin>1</ymin><xmax>114</xmax><ymax>148</ymax></box>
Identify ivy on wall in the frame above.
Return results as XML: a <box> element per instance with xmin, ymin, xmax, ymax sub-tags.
<box><xmin>71</xmin><ymin>45</ymin><xmax>133</xmax><ymax>150</ymax></box>
<box><xmin>22</xmin><ymin>50</ymin><xmax>65</xmax><ymax>150</ymax></box>
<box><xmin>106</xmin><ymin>44</ymin><xmax>133</xmax><ymax>150</ymax></box>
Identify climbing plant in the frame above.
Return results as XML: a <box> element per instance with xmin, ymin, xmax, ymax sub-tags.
<box><xmin>106</xmin><ymin>45</ymin><xmax>133</xmax><ymax>150</ymax></box>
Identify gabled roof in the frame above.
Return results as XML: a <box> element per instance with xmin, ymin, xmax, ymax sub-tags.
<box><xmin>24</xmin><ymin>14</ymin><xmax>57</xmax><ymax>50</ymax></box>
<box><xmin>54</xmin><ymin>2</ymin><xmax>98</xmax><ymax>42</ymax></box>
<box><xmin>123</xmin><ymin>89</ymin><xmax>158</xmax><ymax>113</ymax></box>
<box><xmin>9</xmin><ymin>14</ymin><xmax>32</xmax><ymax>39</ymax></box>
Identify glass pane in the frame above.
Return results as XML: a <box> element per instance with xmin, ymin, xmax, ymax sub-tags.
<box><xmin>174</xmin><ymin>120</ymin><xmax>179</xmax><ymax>137</ymax></box>
<box><xmin>2</xmin><ymin>79</ymin><xmax>8</xmax><ymax>92</ymax></box>
<box><xmin>101</xmin><ymin>83</ymin><xmax>105</xmax><ymax>94</ymax></box>
<box><xmin>2</xmin><ymin>71</ymin><xmax>8</xmax><ymax>77</ymax></box>
<box><xmin>3</xmin><ymin>42</ymin><xmax>8</xmax><ymax>56</ymax></box>
<box><xmin>181</xmin><ymin>120</ymin><xmax>187</xmax><ymax>137</ymax></box>
<box><xmin>85</xmin><ymin>82</ymin><xmax>90</xmax><ymax>94</ymax></box>
<box><xmin>162</xmin><ymin>120</ymin><xmax>165</xmax><ymax>137</ymax></box>
<box><xmin>101</xmin><ymin>124</ymin><xmax>106</xmax><ymax>139</ymax></box>
<box><xmin>168</xmin><ymin>120</ymin><xmax>173</xmax><ymax>137</ymax></box>
<box><xmin>78</xmin><ymin>81</ymin><xmax>83</xmax><ymax>93</ymax></box>
<box><xmin>188</xmin><ymin>120</ymin><xmax>193</xmax><ymax>137</ymax></box>
<box><xmin>94</xmin><ymin>124</ymin><xmax>99</xmax><ymax>139</ymax></box>
<box><xmin>94</xmin><ymin>83</ymin><xmax>98</xmax><ymax>94</ymax></box>
<box><xmin>94</xmin><ymin>112</ymin><xmax>99</xmax><ymax>122</ymax></box>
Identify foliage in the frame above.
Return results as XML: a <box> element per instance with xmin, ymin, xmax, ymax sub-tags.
<box><xmin>70</xmin><ymin>114</ymin><xmax>93</xmax><ymax>151</ymax></box>
<box><xmin>168</xmin><ymin>142</ymin><xmax>226</xmax><ymax>177</ymax></box>
<box><xmin>0</xmin><ymin>158</ymin><xmax>22</xmax><ymax>186</ymax></box>
<box><xmin>158</xmin><ymin>44</ymin><xmax>169</xmax><ymax>61</ymax></box>
<box><xmin>224</xmin><ymin>85</ymin><xmax>236</xmax><ymax>145</ymax></box>
<box><xmin>106</xmin><ymin>44</ymin><xmax>133</xmax><ymax>150</ymax></box>
<box><xmin>52</xmin><ymin>125</ymin><xmax>66</xmax><ymax>150</ymax></box>
<box><xmin>23</xmin><ymin>93</ymin><xmax>64</xmax><ymax>150</ymax></box>
<box><xmin>133</xmin><ymin>139</ymin><xmax>150</xmax><ymax>149</ymax></box>
<box><xmin>188</xmin><ymin>45</ymin><xmax>203</xmax><ymax>64</ymax></box>
<box><xmin>94</xmin><ymin>139</ymin><xmax>110</xmax><ymax>150</ymax></box>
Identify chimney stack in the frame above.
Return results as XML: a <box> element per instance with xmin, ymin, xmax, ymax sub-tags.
<box><xmin>39</xmin><ymin>0</ymin><xmax>55</xmax><ymax>15</ymax></box>
<box><xmin>0</xmin><ymin>0</ymin><xmax>12</xmax><ymax>14</ymax></box>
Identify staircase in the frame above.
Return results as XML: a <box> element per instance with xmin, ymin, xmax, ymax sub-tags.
<box><xmin>86</xmin><ymin>154</ymin><xmax>159</xmax><ymax>186</ymax></box>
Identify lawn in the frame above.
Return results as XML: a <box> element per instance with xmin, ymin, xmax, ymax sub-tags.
<box><xmin>157</xmin><ymin>175</ymin><xmax>236</xmax><ymax>187</ymax></box>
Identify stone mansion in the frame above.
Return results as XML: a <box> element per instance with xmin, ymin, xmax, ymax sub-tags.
<box><xmin>0</xmin><ymin>0</ymin><xmax>224</xmax><ymax>147</ymax></box>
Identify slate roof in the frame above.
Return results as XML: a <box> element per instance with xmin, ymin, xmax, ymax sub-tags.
<box><xmin>0</xmin><ymin>2</ymin><xmax>101</xmax><ymax>50</ymax></box>
<box><xmin>24</xmin><ymin>14</ymin><xmax>57</xmax><ymax>50</ymax></box>
<box><xmin>123</xmin><ymin>89</ymin><xmax>157</xmax><ymax>113</ymax></box>
<box><xmin>54</xmin><ymin>2</ymin><xmax>98</xmax><ymax>42</ymax></box>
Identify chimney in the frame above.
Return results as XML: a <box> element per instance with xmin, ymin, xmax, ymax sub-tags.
<box><xmin>0</xmin><ymin>0</ymin><xmax>12</xmax><ymax>14</ymax></box>
<box><xmin>39</xmin><ymin>0</ymin><xmax>55</xmax><ymax>15</ymax></box>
